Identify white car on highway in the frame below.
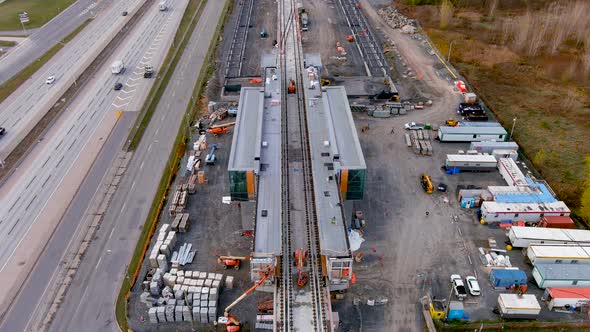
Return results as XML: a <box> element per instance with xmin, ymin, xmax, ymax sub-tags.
<box><xmin>466</xmin><ymin>276</ymin><xmax>481</xmax><ymax>296</ymax></box>
<box><xmin>46</xmin><ymin>75</ymin><xmax>56</xmax><ymax>84</ymax></box>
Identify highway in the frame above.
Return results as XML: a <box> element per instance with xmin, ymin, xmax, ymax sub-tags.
<box><xmin>47</xmin><ymin>1</ymin><xmax>227</xmax><ymax>331</ymax></box>
<box><xmin>0</xmin><ymin>0</ymin><xmax>189</xmax><ymax>327</ymax></box>
<box><xmin>0</xmin><ymin>0</ymin><xmax>145</xmax><ymax>161</ymax></box>
<box><xmin>0</xmin><ymin>0</ymin><xmax>112</xmax><ymax>85</ymax></box>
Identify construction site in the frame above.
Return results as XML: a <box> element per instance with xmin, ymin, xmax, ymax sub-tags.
<box><xmin>126</xmin><ymin>0</ymin><xmax>590</xmax><ymax>331</ymax></box>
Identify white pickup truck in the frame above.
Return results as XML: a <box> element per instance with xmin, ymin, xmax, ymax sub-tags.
<box><xmin>450</xmin><ymin>274</ymin><xmax>468</xmax><ymax>301</ymax></box>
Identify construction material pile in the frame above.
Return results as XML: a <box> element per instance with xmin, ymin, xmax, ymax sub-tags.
<box><xmin>378</xmin><ymin>6</ymin><xmax>417</xmax><ymax>31</ymax></box>
<box><xmin>143</xmin><ymin>223</ymin><xmax>236</xmax><ymax>325</ymax></box>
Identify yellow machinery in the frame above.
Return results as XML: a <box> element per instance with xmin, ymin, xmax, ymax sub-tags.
<box><xmin>420</xmin><ymin>173</ymin><xmax>433</xmax><ymax>194</ymax></box>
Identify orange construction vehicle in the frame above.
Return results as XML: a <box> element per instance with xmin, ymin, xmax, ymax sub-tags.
<box><xmin>208</xmin><ymin>127</ymin><xmax>229</xmax><ymax>135</ymax></box>
<box><xmin>218</xmin><ymin>256</ymin><xmax>250</xmax><ymax>270</ymax></box>
<box><xmin>224</xmin><ymin>268</ymin><xmax>272</xmax><ymax>332</ymax></box>
<box><xmin>288</xmin><ymin>79</ymin><xmax>296</xmax><ymax>94</ymax></box>
<box><xmin>294</xmin><ymin>248</ymin><xmax>308</xmax><ymax>287</ymax></box>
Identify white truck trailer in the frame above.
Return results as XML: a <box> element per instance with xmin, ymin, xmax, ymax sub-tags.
<box><xmin>444</xmin><ymin>154</ymin><xmax>497</xmax><ymax>171</ymax></box>
<box><xmin>437</xmin><ymin>126</ymin><xmax>507</xmax><ymax>142</ymax></box>
<box><xmin>469</xmin><ymin>141</ymin><xmax>519</xmax><ymax>154</ymax></box>
<box><xmin>111</xmin><ymin>60</ymin><xmax>124</xmax><ymax>74</ymax></box>
<box><xmin>508</xmin><ymin>226</ymin><xmax>590</xmax><ymax>248</ymax></box>
<box><xmin>497</xmin><ymin>294</ymin><xmax>541</xmax><ymax>319</ymax></box>
<box><xmin>497</xmin><ymin>158</ymin><xmax>527</xmax><ymax>186</ymax></box>
<box><xmin>527</xmin><ymin>245</ymin><xmax>590</xmax><ymax>265</ymax></box>
<box><xmin>481</xmin><ymin>201</ymin><xmax>570</xmax><ymax>224</ymax></box>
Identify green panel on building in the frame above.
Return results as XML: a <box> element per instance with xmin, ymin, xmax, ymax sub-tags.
<box><xmin>229</xmin><ymin>170</ymin><xmax>248</xmax><ymax>201</ymax></box>
<box><xmin>345</xmin><ymin>169</ymin><xmax>365</xmax><ymax>200</ymax></box>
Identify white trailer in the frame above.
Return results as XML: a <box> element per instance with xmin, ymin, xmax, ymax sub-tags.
<box><xmin>470</xmin><ymin>141</ymin><xmax>519</xmax><ymax>154</ymax></box>
<box><xmin>509</xmin><ymin>226</ymin><xmax>590</xmax><ymax>248</ymax></box>
<box><xmin>543</xmin><ymin>288</ymin><xmax>590</xmax><ymax>311</ymax></box>
<box><xmin>497</xmin><ymin>294</ymin><xmax>541</xmax><ymax>319</ymax></box>
<box><xmin>481</xmin><ymin>201</ymin><xmax>570</xmax><ymax>224</ymax></box>
<box><xmin>533</xmin><ymin>264</ymin><xmax>590</xmax><ymax>288</ymax></box>
<box><xmin>445</xmin><ymin>154</ymin><xmax>497</xmax><ymax>171</ymax></box>
<box><xmin>527</xmin><ymin>245</ymin><xmax>590</xmax><ymax>265</ymax></box>
<box><xmin>497</xmin><ymin>158</ymin><xmax>527</xmax><ymax>186</ymax></box>
<box><xmin>111</xmin><ymin>60</ymin><xmax>124</xmax><ymax>74</ymax></box>
<box><xmin>493</xmin><ymin>149</ymin><xmax>518</xmax><ymax>162</ymax></box>
<box><xmin>437</xmin><ymin>126</ymin><xmax>507</xmax><ymax>142</ymax></box>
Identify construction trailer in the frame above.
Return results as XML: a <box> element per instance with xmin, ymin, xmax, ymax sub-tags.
<box><xmin>488</xmin><ymin>183</ymin><xmax>557</xmax><ymax>205</ymax></box>
<box><xmin>480</xmin><ymin>201</ymin><xmax>570</xmax><ymax>224</ymax></box>
<box><xmin>527</xmin><ymin>245</ymin><xmax>590</xmax><ymax>265</ymax></box>
<box><xmin>437</xmin><ymin>126</ymin><xmax>507</xmax><ymax>142</ymax></box>
<box><xmin>497</xmin><ymin>158</ymin><xmax>527</xmax><ymax>187</ymax></box>
<box><xmin>489</xmin><ymin>269</ymin><xmax>527</xmax><ymax>289</ymax></box>
<box><xmin>508</xmin><ymin>226</ymin><xmax>590</xmax><ymax>248</ymax></box>
<box><xmin>469</xmin><ymin>141</ymin><xmax>519</xmax><ymax>154</ymax></box>
<box><xmin>444</xmin><ymin>154</ymin><xmax>497</xmax><ymax>171</ymax></box>
<box><xmin>533</xmin><ymin>264</ymin><xmax>590</xmax><ymax>288</ymax></box>
<box><xmin>542</xmin><ymin>287</ymin><xmax>590</xmax><ymax>311</ymax></box>
<box><xmin>497</xmin><ymin>294</ymin><xmax>541</xmax><ymax>319</ymax></box>
<box><xmin>492</xmin><ymin>149</ymin><xmax>518</xmax><ymax>161</ymax></box>
<box><xmin>539</xmin><ymin>216</ymin><xmax>575</xmax><ymax>229</ymax></box>
<box><xmin>457</xmin><ymin>188</ymin><xmax>492</xmax><ymax>208</ymax></box>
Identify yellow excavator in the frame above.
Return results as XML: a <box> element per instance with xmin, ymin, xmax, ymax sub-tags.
<box><xmin>420</xmin><ymin>173</ymin><xmax>433</xmax><ymax>194</ymax></box>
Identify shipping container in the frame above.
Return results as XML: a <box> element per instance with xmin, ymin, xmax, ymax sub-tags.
<box><xmin>508</xmin><ymin>226</ymin><xmax>590</xmax><ymax>248</ymax></box>
<box><xmin>539</xmin><ymin>216</ymin><xmax>575</xmax><ymax>229</ymax></box>
<box><xmin>533</xmin><ymin>264</ymin><xmax>590</xmax><ymax>288</ymax></box>
<box><xmin>437</xmin><ymin>126</ymin><xmax>507</xmax><ymax>142</ymax></box>
<box><xmin>481</xmin><ymin>201</ymin><xmax>570</xmax><ymax>224</ymax></box>
<box><xmin>470</xmin><ymin>141</ymin><xmax>519</xmax><ymax>154</ymax></box>
<box><xmin>497</xmin><ymin>294</ymin><xmax>541</xmax><ymax>319</ymax></box>
<box><xmin>489</xmin><ymin>269</ymin><xmax>527</xmax><ymax>288</ymax></box>
<box><xmin>444</xmin><ymin>154</ymin><xmax>497</xmax><ymax>171</ymax></box>
<box><xmin>543</xmin><ymin>287</ymin><xmax>590</xmax><ymax>311</ymax></box>
<box><xmin>497</xmin><ymin>158</ymin><xmax>527</xmax><ymax>186</ymax></box>
<box><xmin>527</xmin><ymin>245</ymin><xmax>590</xmax><ymax>265</ymax></box>
<box><xmin>447</xmin><ymin>301</ymin><xmax>464</xmax><ymax>320</ymax></box>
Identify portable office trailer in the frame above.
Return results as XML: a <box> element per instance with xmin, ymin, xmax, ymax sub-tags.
<box><xmin>527</xmin><ymin>245</ymin><xmax>590</xmax><ymax>265</ymax></box>
<box><xmin>480</xmin><ymin>201</ymin><xmax>570</xmax><ymax>224</ymax></box>
<box><xmin>445</xmin><ymin>154</ymin><xmax>497</xmax><ymax>171</ymax></box>
<box><xmin>498</xmin><ymin>158</ymin><xmax>527</xmax><ymax>187</ymax></box>
<box><xmin>539</xmin><ymin>216</ymin><xmax>575</xmax><ymax>229</ymax></box>
<box><xmin>533</xmin><ymin>264</ymin><xmax>590</xmax><ymax>288</ymax></box>
<box><xmin>493</xmin><ymin>149</ymin><xmax>518</xmax><ymax>161</ymax></box>
<box><xmin>438</xmin><ymin>126</ymin><xmax>507</xmax><ymax>142</ymax></box>
<box><xmin>489</xmin><ymin>269</ymin><xmax>527</xmax><ymax>288</ymax></box>
<box><xmin>497</xmin><ymin>294</ymin><xmax>541</xmax><ymax>319</ymax></box>
<box><xmin>543</xmin><ymin>287</ymin><xmax>590</xmax><ymax>311</ymax></box>
<box><xmin>508</xmin><ymin>226</ymin><xmax>590</xmax><ymax>248</ymax></box>
<box><xmin>470</xmin><ymin>141</ymin><xmax>519</xmax><ymax>154</ymax></box>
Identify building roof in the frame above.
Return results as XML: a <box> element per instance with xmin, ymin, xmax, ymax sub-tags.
<box><xmin>439</xmin><ymin>126</ymin><xmax>508</xmax><ymax>135</ymax></box>
<box><xmin>482</xmin><ymin>201</ymin><xmax>570</xmax><ymax>214</ymax></box>
<box><xmin>529</xmin><ymin>245</ymin><xmax>590</xmax><ymax>260</ymax></box>
<box><xmin>510</xmin><ymin>226</ymin><xmax>590</xmax><ymax>243</ymax></box>
<box><xmin>535</xmin><ymin>263</ymin><xmax>590</xmax><ymax>280</ymax></box>
<box><xmin>498</xmin><ymin>294</ymin><xmax>541</xmax><ymax>309</ymax></box>
<box><xmin>498</xmin><ymin>158</ymin><xmax>527</xmax><ymax>186</ymax></box>
<box><xmin>446</xmin><ymin>154</ymin><xmax>497</xmax><ymax>163</ymax></box>
<box><xmin>471</xmin><ymin>141</ymin><xmax>519</xmax><ymax>149</ymax></box>
<box><xmin>547</xmin><ymin>287</ymin><xmax>590</xmax><ymax>299</ymax></box>
<box><xmin>490</xmin><ymin>269</ymin><xmax>527</xmax><ymax>279</ymax></box>
<box><xmin>227</xmin><ymin>87</ymin><xmax>264</xmax><ymax>172</ymax></box>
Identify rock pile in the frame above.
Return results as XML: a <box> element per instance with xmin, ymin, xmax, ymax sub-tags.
<box><xmin>378</xmin><ymin>6</ymin><xmax>417</xmax><ymax>30</ymax></box>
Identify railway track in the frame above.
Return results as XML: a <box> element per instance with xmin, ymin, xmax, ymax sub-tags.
<box><xmin>276</xmin><ymin>0</ymin><xmax>328</xmax><ymax>330</ymax></box>
<box><xmin>224</xmin><ymin>0</ymin><xmax>254</xmax><ymax>78</ymax></box>
<box><xmin>337</xmin><ymin>0</ymin><xmax>389</xmax><ymax>77</ymax></box>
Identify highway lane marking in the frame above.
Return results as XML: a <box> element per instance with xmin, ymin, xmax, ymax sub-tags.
<box><xmin>116</xmin><ymin>95</ymin><xmax>133</xmax><ymax>101</ymax></box>
<box><xmin>68</xmin><ymin>139</ymin><xmax>77</xmax><ymax>151</ymax></box>
<box><xmin>95</xmin><ymin>255</ymin><xmax>103</xmax><ymax>271</ymax></box>
<box><xmin>112</xmin><ymin>101</ymin><xmax>130</xmax><ymax>108</ymax></box>
<box><xmin>25</xmin><ymin>176</ymin><xmax>37</xmax><ymax>190</ymax></box>
<box><xmin>7</xmin><ymin>219</ymin><xmax>19</xmax><ymax>236</ymax></box>
<box><xmin>42</xmin><ymin>156</ymin><xmax>51</xmax><ymax>168</ymax></box>
<box><xmin>155</xmin><ymin>128</ymin><xmax>159</xmax><ymax>135</ymax></box>
<box><xmin>41</xmin><ymin>175</ymin><xmax>51</xmax><ymax>188</ymax></box>
<box><xmin>108</xmin><ymin>227</ymin><xmax>116</xmax><ymax>240</ymax></box>
<box><xmin>121</xmin><ymin>201</ymin><xmax>127</xmax><ymax>213</ymax></box>
<box><xmin>8</xmin><ymin>197</ymin><xmax>20</xmax><ymax>213</ymax></box>
<box><xmin>125</xmin><ymin>82</ymin><xmax>139</xmax><ymax>88</ymax></box>
<box><xmin>131</xmin><ymin>181</ymin><xmax>136</xmax><ymax>191</ymax></box>
<box><xmin>128</xmin><ymin>76</ymin><xmax>141</xmax><ymax>81</ymax></box>
<box><xmin>133</xmin><ymin>70</ymin><xmax>142</xmax><ymax>75</ymax></box>
<box><xmin>121</xmin><ymin>88</ymin><xmax>136</xmax><ymax>93</ymax></box>
<box><xmin>55</xmin><ymin>155</ymin><xmax>65</xmax><ymax>168</ymax></box>
<box><xmin>140</xmin><ymin>161</ymin><xmax>145</xmax><ymax>170</ymax></box>
<box><xmin>55</xmin><ymin>139</ymin><xmax>64</xmax><ymax>150</ymax></box>
<box><xmin>147</xmin><ymin>144</ymin><xmax>152</xmax><ymax>152</ymax></box>
<box><xmin>67</xmin><ymin>125</ymin><xmax>75</xmax><ymax>135</ymax></box>
<box><xmin>25</xmin><ymin>195</ymin><xmax>37</xmax><ymax>211</ymax></box>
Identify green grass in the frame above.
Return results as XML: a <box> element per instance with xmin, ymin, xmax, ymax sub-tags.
<box><xmin>0</xmin><ymin>40</ymin><xmax>16</xmax><ymax>47</ymax></box>
<box><xmin>0</xmin><ymin>0</ymin><xmax>77</xmax><ymax>31</ymax></box>
<box><xmin>0</xmin><ymin>18</ymin><xmax>90</xmax><ymax>104</ymax></box>
<box><xmin>114</xmin><ymin>0</ymin><xmax>232</xmax><ymax>329</ymax></box>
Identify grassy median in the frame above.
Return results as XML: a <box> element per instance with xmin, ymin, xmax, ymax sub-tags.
<box><xmin>0</xmin><ymin>0</ymin><xmax>77</xmax><ymax>31</ymax></box>
<box><xmin>0</xmin><ymin>18</ymin><xmax>90</xmax><ymax>104</ymax></box>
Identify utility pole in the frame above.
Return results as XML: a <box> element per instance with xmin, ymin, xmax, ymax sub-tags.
<box><xmin>509</xmin><ymin>117</ymin><xmax>517</xmax><ymax>140</ymax></box>
<box><xmin>447</xmin><ymin>40</ymin><xmax>455</xmax><ymax>63</ymax></box>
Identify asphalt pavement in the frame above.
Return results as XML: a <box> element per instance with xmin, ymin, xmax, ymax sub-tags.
<box><xmin>47</xmin><ymin>1</ymin><xmax>227</xmax><ymax>331</ymax></box>
<box><xmin>0</xmin><ymin>0</ymin><xmax>145</xmax><ymax>161</ymax></box>
<box><xmin>0</xmin><ymin>0</ymin><xmax>110</xmax><ymax>85</ymax></box>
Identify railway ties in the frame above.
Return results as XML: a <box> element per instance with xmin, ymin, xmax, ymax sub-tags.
<box><xmin>225</xmin><ymin>0</ymin><xmax>254</xmax><ymax>79</ymax></box>
<box><xmin>338</xmin><ymin>0</ymin><xmax>389</xmax><ymax>77</ymax></box>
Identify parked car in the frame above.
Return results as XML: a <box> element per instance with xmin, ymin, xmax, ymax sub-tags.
<box><xmin>114</xmin><ymin>82</ymin><xmax>123</xmax><ymax>91</ymax></box>
<box><xmin>404</xmin><ymin>122</ymin><xmax>425</xmax><ymax>130</ymax></box>
<box><xmin>0</xmin><ymin>127</ymin><xmax>6</xmax><ymax>136</ymax></box>
<box><xmin>122</xmin><ymin>11</ymin><xmax>128</xmax><ymax>16</ymax></box>
<box><xmin>46</xmin><ymin>75</ymin><xmax>55</xmax><ymax>84</ymax></box>
<box><xmin>450</xmin><ymin>274</ymin><xmax>468</xmax><ymax>300</ymax></box>
<box><xmin>466</xmin><ymin>276</ymin><xmax>481</xmax><ymax>296</ymax></box>
<box><xmin>437</xmin><ymin>183</ymin><xmax>448</xmax><ymax>192</ymax></box>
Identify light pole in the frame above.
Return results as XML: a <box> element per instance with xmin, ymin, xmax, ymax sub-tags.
<box><xmin>509</xmin><ymin>117</ymin><xmax>517</xmax><ymax>140</ymax></box>
<box><xmin>447</xmin><ymin>40</ymin><xmax>455</xmax><ymax>63</ymax></box>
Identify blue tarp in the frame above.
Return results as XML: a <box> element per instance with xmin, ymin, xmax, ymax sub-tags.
<box><xmin>489</xmin><ymin>269</ymin><xmax>527</xmax><ymax>288</ymax></box>
<box><xmin>494</xmin><ymin>177</ymin><xmax>557</xmax><ymax>204</ymax></box>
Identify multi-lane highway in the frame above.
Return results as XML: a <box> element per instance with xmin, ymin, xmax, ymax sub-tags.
<box><xmin>0</xmin><ymin>0</ymin><xmax>189</xmax><ymax>326</ymax></box>
<box><xmin>0</xmin><ymin>0</ymin><xmax>145</xmax><ymax>161</ymax></box>
<box><xmin>0</xmin><ymin>0</ymin><xmax>111</xmax><ymax>85</ymax></box>
<box><xmin>44</xmin><ymin>1</ymin><xmax>227</xmax><ymax>331</ymax></box>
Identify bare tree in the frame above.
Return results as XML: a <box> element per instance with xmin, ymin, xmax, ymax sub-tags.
<box><xmin>439</xmin><ymin>0</ymin><xmax>454</xmax><ymax>29</ymax></box>
<box><xmin>488</xmin><ymin>0</ymin><xmax>498</xmax><ymax>18</ymax></box>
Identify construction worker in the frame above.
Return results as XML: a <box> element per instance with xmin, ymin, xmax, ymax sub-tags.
<box><xmin>390</xmin><ymin>128</ymin><xmax>395</xmax><ymax>134</ymax></box>
<box><xmin>426</xmin><ymin>211</ymin><xmax>430</xmax><ymax>216</ymax></box>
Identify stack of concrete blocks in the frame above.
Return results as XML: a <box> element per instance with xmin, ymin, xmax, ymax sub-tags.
<box><xmin>150</xmin><ymin>269</ymin><xmax>164</xmax><ymax>296</ymax></box>
<box><xmin>160</xmin><ymin>231</ymin><xmax>177</xmax><ymax>258</ymax></box>
<box><xmin>149</xmin><ymin>223</ymin><xmax>170</xmax><ymax>268</ymax></box>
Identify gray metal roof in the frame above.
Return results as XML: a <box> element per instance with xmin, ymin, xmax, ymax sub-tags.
<box><xmin>439</xmin><ymin>126</ymin><xmax>507</xmax><ymax>135</ymax></box>
<box><xmin>227</xmin><ymin>87</ymin><xmax>264</xmax><ymax>172</ymax></box>
<box><xmin>535</xmin><ymin>263</ymin><xmax>590</xmax><ymax>280</ymax></box>
<box><xmin>254</xmin><ymin>67</ymin><xmax>282</xmax><ymax>256</ymax></box>
<box><xmin>304</xmin><ymin>75</ymin><xmax>365</xmax><ymax>256</ymax></box>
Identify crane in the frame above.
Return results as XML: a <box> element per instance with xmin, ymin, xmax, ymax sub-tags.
<box><xmin>223</xmin><ymin>268</ymin><xmax>272</xmax><ymax>332</ymax></box>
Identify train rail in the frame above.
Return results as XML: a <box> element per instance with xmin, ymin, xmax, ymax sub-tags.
<box><xmin>224</xmin><ymin>0</ymin><xmax>254</xmax><ymax>79</ymax></box>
